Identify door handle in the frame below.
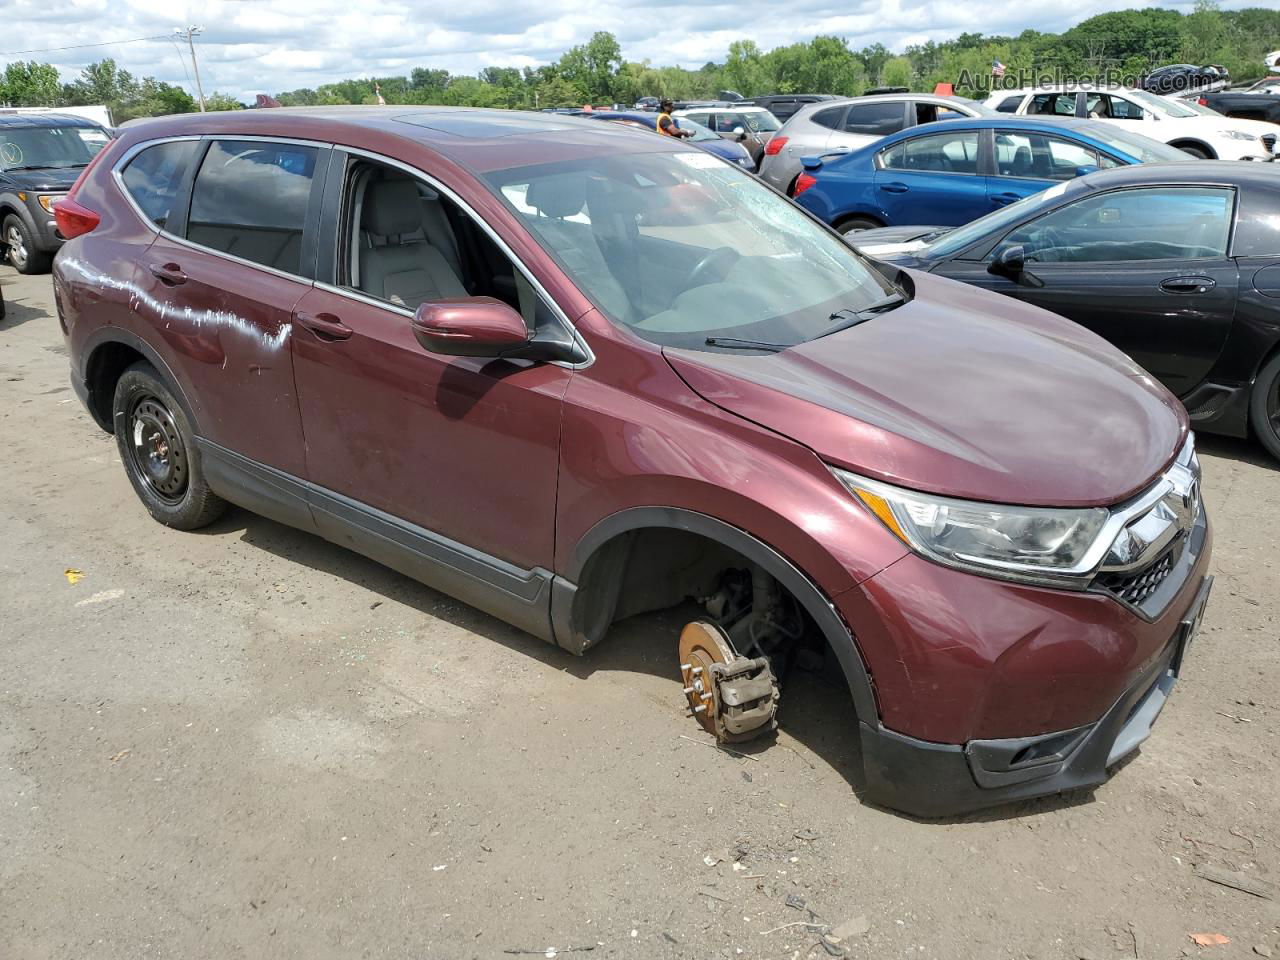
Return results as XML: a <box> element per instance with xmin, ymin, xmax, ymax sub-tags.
<box><xmin>148</xmin><ymin>262</ymin><xmax>187</xmax><ymax>286</ymax></box>
<box><xmin>991</xmin><ymin>192</ymin><xmax>1021</xmax><ymax>206</ymax></box>
<box><xmin>1159</xmin><ymin>276</ymin><xmax>1216</xmax><ymax>294</ymax></box>
<box><xmin>295</xmin><ymin>311</ymin><xmax>353</xmax><ymax>341</ymax></box>
<box><xmin>879</xmin><ymin>182</ymin><xmax>910</xmax><ymax>193</ymax></box>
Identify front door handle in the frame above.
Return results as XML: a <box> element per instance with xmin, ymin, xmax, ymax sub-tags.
<box><xmin>1159</xmin><ymin>276</ymin><xmax>1216</xmax><ymax>294</ymax></box>
<box><xmin>296</xmin><ymin>311</ymin><xmax>353</xmax><ymax>341</ymax></box>
<box><xmin>148</xmin><ymin>262</ymin><xmax>187</xmax><ymax>286</ymax></box>
<box><xmin>991</xmin><ymin>192</ymin><xmax>1021</xmax><ymax>206</ymax></box>
<box><xmin>879</xmin><ymin>182</ymin><xmax>909</xmax><ymax>193</ymax></box>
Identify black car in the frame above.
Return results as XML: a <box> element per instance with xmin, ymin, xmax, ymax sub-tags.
<box><xmin>0</xmin><ymin>113</ymin><xmax>112</xmax><ymax>273</ymax></box>
<box><xmin>1143</xmin><ymin>64</ymin><xmax>1230</xmax><ymax>96</ymax></box>
<box><xmin>743</xmin><ymin>93</ymin><xmax>839</xmax><ymax>122</ymax></box>
<box><xmin>848</xmin><ymin>162</ymin><xmax>1280</xmax><ymax>459</ymax></box>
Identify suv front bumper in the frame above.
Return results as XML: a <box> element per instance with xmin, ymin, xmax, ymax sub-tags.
<box><xmin>857</xmin><ymin>575</ymin><xmax>1212</xmax><ymax>818</ymax></box>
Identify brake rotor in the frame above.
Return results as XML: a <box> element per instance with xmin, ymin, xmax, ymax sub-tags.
<box><xmin>678</xmin><ymin>620</ymin><xmax>737</xmax><ymax>736</ymax></box>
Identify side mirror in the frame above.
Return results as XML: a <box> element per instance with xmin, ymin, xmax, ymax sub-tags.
<box><xmin>988</xmin><ymin>244</ymin><xmax>1044</xmax><ymax>288</ymax></box>
<box><xmin>733</xmin><ymin>126</ymin><xmax>747</xmax><ymax>140</ymax></box>
<box><xmin>411</xmin><ymin>297</ymin><xmax>530</xmax><ymax>358</ymax></box>
<box><xmin>1074</xmin><ymin>164</ymin><xmax>1099</xmax><ymax>177</ymax></box>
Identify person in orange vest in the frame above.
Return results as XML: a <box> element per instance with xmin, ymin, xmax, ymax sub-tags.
<box><xmin>655</xmin><ymin>99</ymin><xmax>693</xmax><ymax>138</ymax></box>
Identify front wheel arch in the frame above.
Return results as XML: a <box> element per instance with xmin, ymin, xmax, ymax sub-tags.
<box><xmin>551</xmin><ymin>506</ymin><xmax>880</xmax><ymax>725</ymax></box>
<box><xmin>1169</xmin><ymin>139</ymin><xmax>1216</xmax><ymax>159</ymax></box>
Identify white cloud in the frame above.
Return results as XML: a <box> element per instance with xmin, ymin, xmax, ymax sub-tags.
<box><xmin>0</xmin><ymin>0</ymin><xmax>1253</xmax><ymax>101</ymax></box>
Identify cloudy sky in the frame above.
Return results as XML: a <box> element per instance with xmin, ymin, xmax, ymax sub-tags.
<box><xmin>1</xmin><ymin>0</ymin><xmax>1251</xmax><ymax>100</ymax></box>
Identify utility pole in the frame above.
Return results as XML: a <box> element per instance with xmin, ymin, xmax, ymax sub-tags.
<box><xmin>175</xmin><ymin>25</ymin><xmax>207</xmax><ymax>112</ymax></box>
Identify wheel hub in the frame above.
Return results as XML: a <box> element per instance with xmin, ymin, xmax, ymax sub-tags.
<box><xmin>5</xmin><ymin>224</ymin><xmax>26</xmax><ymax>268</ymax></box>
<box><xmin>130</xmin><ymin>398</ymin><xmax>187</xmax><ymax>501</ymax></box>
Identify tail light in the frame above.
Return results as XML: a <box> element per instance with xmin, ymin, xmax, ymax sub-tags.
<box><xmin>1197</xmin><ymin>96</ymin><xmax>1208</xmax><ymax>106</ymax></box>
<box><xmin>54</xmin><ymin>197</ymin><xmax>101</xmax><ymax>239</ymax></box>
<box><xmin>54</xmin><ymin>144</ymin><xmax>111</xmax><ymax>239</ymax></box>
<box><xmin>763</xmin><ymin>135</ymin><xmax>788</xmax><ymax>157</ymax></box>
<box><xmin>793</xmin><ymin>172</ymin><xmax>817</xmax><ymax>196</ymax></box>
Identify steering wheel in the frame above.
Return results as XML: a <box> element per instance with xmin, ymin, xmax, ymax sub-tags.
<box><xmin>1027</xmin><ymin>226</ymin><xmax>1065</xmax><ymax>263</ymax></box>
<box><xmin>687</xmin><ymin>246</ymin><xmax>740</xmax><ymax>288</ymax></box>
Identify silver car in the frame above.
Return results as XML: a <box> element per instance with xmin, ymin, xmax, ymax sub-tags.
<box><xmin>758</xmin><ymin>93</ymin><xmax>998</xmax><ymax>195</ymax></box>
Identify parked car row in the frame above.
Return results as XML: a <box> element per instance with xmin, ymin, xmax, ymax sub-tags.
<box><xmin>50</xmin><ymin>106</ymin><xmax>1223</xmax><ymax>817</ymax></box>
<box><xmin>847</xmin><ymin>161</ymin><xmax>1280</xmax><ymax>460</ymax></box>
<box><xmin>1</xmin><ymin>112</ymin><xmax>112</xmax><ymax>273</ymax></box>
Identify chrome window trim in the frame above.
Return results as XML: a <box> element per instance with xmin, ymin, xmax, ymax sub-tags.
<box><xmin>111</xmin><ymin>133</ymin><xmax>328</xmax><ymax>286</ymax></box>
<box><xmin>338</xmin><ymin>144</ymin><xmax>594</xmax><ymax>369</ymax></box>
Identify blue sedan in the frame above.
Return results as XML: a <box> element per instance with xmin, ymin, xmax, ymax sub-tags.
<box><xmin>589</xmin><ymin>111</ymin><xmax>756</xmax><ymax>170</ymax></box>
<box><xmin>793</xmin><ymin>117</ymin><xmax>1190</xmax><ymax>235</ymax></box>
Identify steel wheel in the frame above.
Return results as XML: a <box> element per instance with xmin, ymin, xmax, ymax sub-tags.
<box><xmin>128</xmin><ymin>396</ymin><xmax>188</xmax><ymax>503</ymax></box>
<box><xmin>4</xmin><ymin>222</ymin><xmax>27</xmax><ymax>271</ymax></box>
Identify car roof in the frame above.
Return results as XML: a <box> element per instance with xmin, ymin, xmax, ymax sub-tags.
<box><xmin>111</xmin><ymin>106</ymin><xmax>689</xmax><ymax>174</ymax></box>
<box><xmin>1075</xmin><ymin>160</ymin><xmax>1278</xmax><ymax>189</ymax></box>
<box><xmin>990</xmin><ymin>85</ymin><xmax>1143</xmax><ymax>96</ymax></box>
<box><xmin>0</xmin><ymin>112</ymin><xmax>106</xmax><ymax>129</ymax></box>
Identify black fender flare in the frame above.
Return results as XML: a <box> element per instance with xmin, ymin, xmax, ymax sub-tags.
<box><xmin>78</xmin><ymin>325</ymin><xmax>201</xmax><ymax>434</ymax></box>
<box><xmin>551</xmin><ymin>506</ymin><xmax>879</xmax><ymax>726</ymax></box>
<box><xmin>0</xmin><ymin>194</ymin><xmax>41</xmax><ymax>242</ymax></box>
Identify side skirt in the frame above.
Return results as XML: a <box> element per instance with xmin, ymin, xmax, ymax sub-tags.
<box><xmin>197</xmin><ymin>439</ymin><xmax>558</xmax><ymax>643</ymax></box>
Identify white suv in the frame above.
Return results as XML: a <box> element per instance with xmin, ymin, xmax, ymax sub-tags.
<box><xmin>985</xmin><ymin>86</ymin><xmax>1276</xmax><ymax>161</ymax></box>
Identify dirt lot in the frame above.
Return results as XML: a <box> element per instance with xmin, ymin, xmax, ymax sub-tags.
<box><xmin>1</xmin><ymin>265</ymin><xmax>1277</xmax><ymax>960</ymax></box>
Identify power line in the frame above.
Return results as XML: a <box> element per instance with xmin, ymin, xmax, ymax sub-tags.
<box><xmin>0</xmin><ymin>34</ymin><xmax>175</xmax><ymax>56</ymax></box>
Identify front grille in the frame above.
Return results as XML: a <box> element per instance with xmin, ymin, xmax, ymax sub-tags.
<box><xmin>1096</xmin><ymin>539</ymin><xmax>1182</xmax><ymax>607</ymax></box>
<box><xmin>1264</xmin><ymin>133</ymin><xmax>1277</xmax><ymax>155</ymax></box>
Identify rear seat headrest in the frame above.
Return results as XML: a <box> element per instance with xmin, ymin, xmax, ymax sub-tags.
<box><xmin>364</xmin><ymin>178</ymin><xmax>422</xmax><ymax>236</ymax></box>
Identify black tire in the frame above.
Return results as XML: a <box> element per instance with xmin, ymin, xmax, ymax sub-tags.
<box><xmin>113</xmin><ymin>362</ymin><xmax>227</xmax><ymax>529</ymax></box>
<box><xmin>1249</xmin><ymin>352</ymin><xmax>1280</xmax><ymax>463</ymax></box>
<box><xmin>1175</xmin><ymin>144</ymin><xmax>1211</xmax><ymax>159</ymax></box>
<box><xmin>837</xmin><ymin>217</ymin><xmax>882</xmax><ymax>236</ymax></box>
<box><xmin>2</xmin><ymin>214</ymin><xmax>51</xmax><ymax>275</ymax></box>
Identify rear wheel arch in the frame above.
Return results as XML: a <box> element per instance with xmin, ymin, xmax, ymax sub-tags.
<box><xmin>551</xmin><ymin>506</ymin><xmax>880</xmax><ymax>724</ymax></box>
<box><xmin>833</xmin><ymin>213</ymin><xmax>886</xmax><ymax>235</ymax></box>
<box><xmin>82</xmin><ymin>330</ymin><xmax>198</xmax><ymax>435</ymax></box>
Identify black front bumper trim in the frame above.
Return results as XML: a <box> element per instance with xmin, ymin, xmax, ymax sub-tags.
<box><xmin>858</xmin><ymin>576</ymin><xmax>1212</xmax><ymax>818</ymax></box>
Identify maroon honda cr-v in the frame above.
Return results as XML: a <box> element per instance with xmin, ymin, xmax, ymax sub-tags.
<box><xmin>52</xmin><ymin>107</ymin><xmax>1212</xmax><ymax>816</ymax></box>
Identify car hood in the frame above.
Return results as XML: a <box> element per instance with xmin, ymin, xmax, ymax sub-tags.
<box><xmin>664</xmin><ymin>270</ymin><xmax>1186</xmax><ymax>507</ymax></box>
<box><xmin>1210</xmin><ymin>115</ymin><xmax>1279</xmax><ymax>137</ymax></box>
<box><xmin>0</xmin><ymin>166</ymin><xmax>84</xmax><ymax>191</ymax></box>
<box><xmin>700</xmin><ymin>140</ymin><xmax>751</xmax><ymax>162</ymax></box>
<box><xmin>846</xmin><ymin>225</ymin><xmax>945</xmax><ymax>263</ymax></box>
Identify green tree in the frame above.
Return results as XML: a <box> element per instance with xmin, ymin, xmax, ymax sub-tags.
<box><xmin>1</xmin><ymin>61</ymin><xmax>62</xmax><ymax>106</ymax></box>
<box><xmin>881</xmin><ymin>56</ymin><xmax>914</xmax><ymax>89</ymax></box>
<box><xmin>724</xmin><ymin>40</ymin><xmax>768</xmax><ymax>96</ymax></box>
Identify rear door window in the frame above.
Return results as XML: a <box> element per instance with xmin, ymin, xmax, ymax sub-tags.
<box><xmin>881</xmin><ymin>130</ymin><xmax>980</xmax><ymax>174</ymax></box>
<box><xmin>1028</xmin><ymin>93</ymin><xmax>1078</xmax><ymax>117</ymax></box>
<box><xmin>844</xmin><ymin>102</ymin><xmax>907</xmax><ymax>136</ymax></box>
<box><xmin>120</xmin><ymin>140</ymin><xmax>199</xmax><ymax>228</ymax></box>
<box><xmin>186</xmin><ymin>139</ymin><xmax>320</xmax><ymax>275</ymax></box>
<box><xmin>994</xmin><ymin>95</ymin><xmax>1025</xmax><ymax>113</ymax></box>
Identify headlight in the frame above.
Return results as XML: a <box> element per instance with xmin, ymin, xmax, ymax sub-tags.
<box><xmin>1223</xmin><ymin>130</ymin><xmax>1259</xmax><ymax>142</ymax></box>
<box><xmin>832</xmin><ymin>468</ymin><xmax>1109</xmax><ymax>587</ymax></box>
<box><xmin>37</xmin><ymin>194</ymin><xmax>63</xmax><ymax>213</ymax></box>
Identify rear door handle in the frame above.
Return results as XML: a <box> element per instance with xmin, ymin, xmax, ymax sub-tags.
<box><xmin>991</xmin><ymin>192</ymin><xmax>1021</xmax><ymax>206</ymax></box>
<box><xmin>295</xmin><ymin>311</ymin><xmax>353</xmax><ymax>341</ymax></box>
<box><xmin>1159</xmin><ymin>276</ymin><xmax>1216</xmax><ymax>294</ymax></box>
<box><xmin>148</xmin><ymin>262</ymin><xmax>187</xmax><ymax>286</ymax></box>
<box><xmin>879</xmin><ymin>182</ymin><xmax>909</xmax><ymax>194</ymax></box>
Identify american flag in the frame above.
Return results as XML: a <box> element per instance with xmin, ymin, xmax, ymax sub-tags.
<box><xmin>992</xmin><ymin>60</ymin><xmax>1007</xmax><ymax>78</ymax></box>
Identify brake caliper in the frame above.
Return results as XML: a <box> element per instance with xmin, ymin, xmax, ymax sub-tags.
<box><xmin>679</xmin><ymin>620</ymin><xmax>779</xmax><ymax>743</ymax></box>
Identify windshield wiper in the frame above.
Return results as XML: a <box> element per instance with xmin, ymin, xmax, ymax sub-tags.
<box><xmin>810</xmin><ymin>293</ymin><xmax>909</xmax><ymax>341</ymax></box>
<box><xmin>704</xmin><ymin>336</ymin><xmax>790</xmax><ymax>352</ymax></box>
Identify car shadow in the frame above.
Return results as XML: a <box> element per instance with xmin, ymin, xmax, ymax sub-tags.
<box><xmin>0</xmin><ymin>291</ymin><xmax>46</xmax><ymax>331</ymax></box>
<box><xmin>197</xmin><ymin>504</ymin><xmax>1106</xmax><ymax>823</ymax></box>
<box><xmin>1196</xmin><ymin>433</ymin><xmax>1275</xmax><ymax>470</ymax></box>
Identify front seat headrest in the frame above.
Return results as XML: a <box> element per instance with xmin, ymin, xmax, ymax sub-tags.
<box><xmin>364</xmin><ymin>179</ymin><xmax>422</xmax><ymax>236</ymax></box>
<box><xmin>527</xmin><ymin>174</ymin><xmax>587</xmax><ymax>219</ymax></box>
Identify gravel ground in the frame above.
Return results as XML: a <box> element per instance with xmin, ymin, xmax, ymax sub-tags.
<box><xmin>1</xmin><ymin>265</ymin><xmax>1277</xmax><ymax>960</ymax></box>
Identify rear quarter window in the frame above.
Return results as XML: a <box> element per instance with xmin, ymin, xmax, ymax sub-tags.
<box><xmin>810</xmin><ymin>107</ymin><xmax>846</xmax><ymax>130</ymax></box>
<box><xmin>120</xmin><ymin>140</ymin><xmax>199</xmax><ymax>228</ymax></box>
<box><xmin>995</xmin><ymin>96</ymin><xmax>1024</xmax><ymax>113</ymax></box>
